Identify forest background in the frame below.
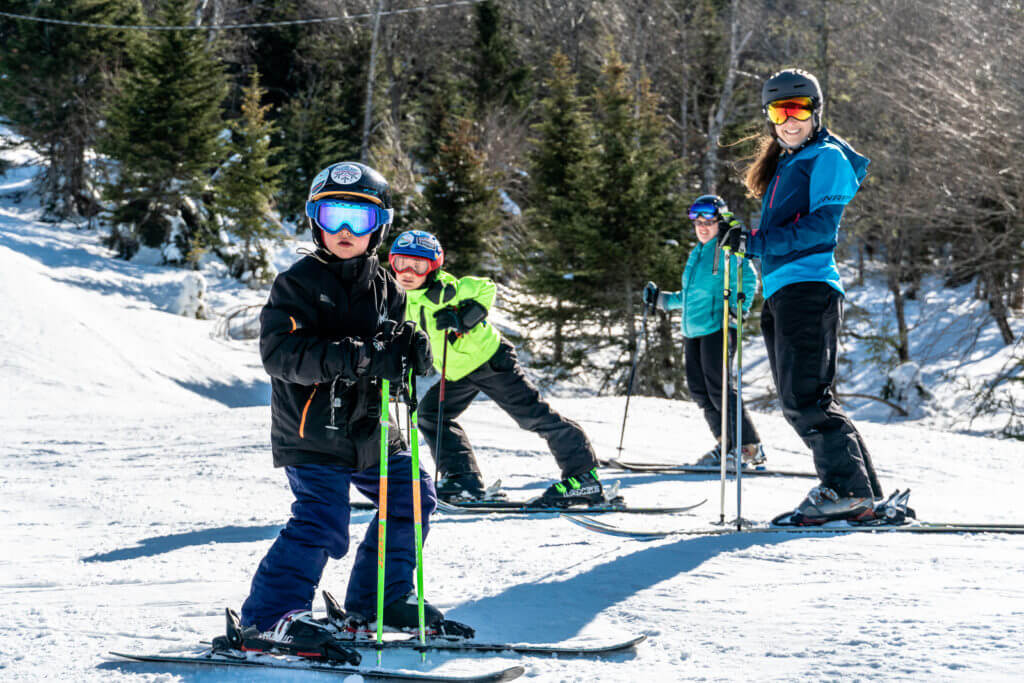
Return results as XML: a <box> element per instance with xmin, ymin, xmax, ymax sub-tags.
<box><xmin>1</xmin><ymin>0</ymin><xmax>1021</xmax><ymax>433</ymax></box>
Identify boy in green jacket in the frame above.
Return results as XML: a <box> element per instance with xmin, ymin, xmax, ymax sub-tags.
<box><xmin>643</xmin><ymin>195</ymin><xmax>764</xmax><ymax>468</ymax></box>
<box><xmin>388</xmin><ymin>230</ymin><xmax>603</xmax><ymax>506</ymax></box>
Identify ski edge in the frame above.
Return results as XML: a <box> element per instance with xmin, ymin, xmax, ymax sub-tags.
<box><xmin>600</xmin><ymin>458</ymin><xmax>817</xmax><ymax>478</ymax></box>
<box><xmin>563</xmin><ymin>515</ymin><xmax>1024</xmax><ymax>539</ymax></box>
<box><xmin>433</xmin><ymin>498</ymin><xmax>707</xmax><ymax>515</ymax></box>
<box><xmin>342</xmin><ymin>633</ymin><xmax>647</xmax><ymax>655</ymax></box>
<box><xmin>109</xmin><ymin>651</ymin><xmax>525</xmax><ymax>682</ymax></box>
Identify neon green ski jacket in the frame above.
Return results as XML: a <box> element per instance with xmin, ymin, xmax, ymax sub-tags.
<box><xmin>404</xmin><ymin>270</ymin><xmax>502</xmax><ymax>381</ymax></box>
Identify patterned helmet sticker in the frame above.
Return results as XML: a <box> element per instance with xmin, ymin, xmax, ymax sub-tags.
<box><xmin>308</xmin><ymin>168</ymin><xmax>330</xmax><ymax>197</ymax></box>
<box><xmin>330</xmin><ymin>163</ymin><xmax>363</xmax><ymax>185</ymax></box>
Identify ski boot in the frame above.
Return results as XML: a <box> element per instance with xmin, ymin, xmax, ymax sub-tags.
<box><xmin>529</xmin><ymin>468</ymin><xmax>606</xmax><ymax>508</ymax></box>
<box><xmin>323</xmin><ymin>590</ymin><xmax>475</xmax><ymax>640</ymax></box>
<box><xmin>694</xmin><ymin>443</ymin><xmax>766</xmax><ymax>469</ymax></box>
<box><xmin>211</xmin><ymin>607</ymin><xmax>360</xmax><ymax>664</ymax></box>
<box><xmin>435</xmin><ymin>473</ymin><xmax>506</xmax><ymax>502</ymax></box>
<box><xmin>693</xmin><ymin>444</ymin><xmax>722</xmax><ymax>467</ymax></box>
<box><xmin>771</xmin><ymin>485</ymin><xmax>873</xmax><ymax>526</ymax></box>
<box><xmin>739</xmin><ymin>443</ymin><xmax>767</xmax><ymax>467</ymax></box>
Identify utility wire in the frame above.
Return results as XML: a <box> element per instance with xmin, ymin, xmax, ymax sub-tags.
<box><xmin>0</xmin><ymin>0</ymin><xmax>484</xmax><ymax>31</ymax></box>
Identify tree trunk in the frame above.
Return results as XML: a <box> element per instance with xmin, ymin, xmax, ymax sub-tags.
<box><xmin>553</xmin><ymin>298</ymin><xmax>564</xmax><ymax>366</ymax></box>
<box><xmin>702</xmin><ymin>0</ymin><xmax>751</xmax><ymax>192</ymax></box>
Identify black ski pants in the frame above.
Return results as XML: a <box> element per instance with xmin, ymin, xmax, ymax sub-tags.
<box><xmin>684</xmin><ymin>328</ymin><xmax>761</xmax><ymax>451</ymax></box>
<box><xmin>417</xmin><ymin>339</ymin><xmax>597</xmax><ymax>481</ymax></box>
<box><xmin>761</xmin><ymin>281</ymin><xmax>881</xmax><ymax>498</ymax></box>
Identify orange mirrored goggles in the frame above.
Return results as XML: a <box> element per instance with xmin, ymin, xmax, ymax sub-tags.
<box><xmin>765</xmin><ymin>97</ymin><xmax>814</xmax><ymax>125</ymax></box>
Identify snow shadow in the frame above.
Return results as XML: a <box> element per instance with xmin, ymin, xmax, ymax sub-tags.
<box><xmin>171</xmin><ymin>377</ymin><xmax>271</xmax><ymax>408</ymax></box>
<box><xmin>450</xmin><ymin>532</ymin><xmax>797</xmax><ymax>642</ymax></box>
<box><xmin>82</xmin><ymin>524</ymin><xmax>283</xmax><ymax>563</ymax></box>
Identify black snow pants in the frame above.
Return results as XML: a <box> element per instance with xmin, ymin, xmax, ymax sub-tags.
<box><xmin>761</xmin><ymin>281</ymin><xmax>881</xmax><ymax>497</ymax></box>
<box><xmin>684</xmin><ymin>327</ymin><xmax>761</xmax><ymax>451</ymax></box>
<box><xmin>417</xmin><ymin>339</ymin><xmax>597</xmax><ymax>480</ymax></box>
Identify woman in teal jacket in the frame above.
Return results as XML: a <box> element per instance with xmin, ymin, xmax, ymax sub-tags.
<box><xmin>643</xmin><ymin>194</ymin><xmax>762</xmax><ymax>467</ymax></box>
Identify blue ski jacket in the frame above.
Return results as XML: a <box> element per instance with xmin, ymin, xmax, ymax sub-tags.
<box><xmin>745</xmin><ymin>129</ymin><xmax>869</xmax><ymax>300</ymax></box>
<box><xmin>661</xmin><ymin>240</ymin><xmax>758</xmax><ymax>339</ymax></box>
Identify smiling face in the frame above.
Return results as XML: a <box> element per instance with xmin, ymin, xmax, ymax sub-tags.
<box><xmin>694</xmin><ymin>217</ymin><xmax>719</xmax><ymax>244</ymax></box>
<box><xmin>774</xmin><ymin>115</ymin><xmax>814</xmax><ymax>149</ymax></box>
<box><xmin>321</xmin><ymin>228</ymin><xmax>371</xmax><ymax>260</ymax></box>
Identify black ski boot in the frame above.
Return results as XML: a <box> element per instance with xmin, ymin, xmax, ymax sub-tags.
<box><xmin>530</xmin><ymin>468</ymin><xmax>606</xmax><ymax>508</ymax></box>
<box><xmin>772</xmin><ymin>485</ymin><xmax>874</xmax><ymax>526</ymax></box>
<box><xmin>323</xmin><ymin>590</ymin><xmax>475</xmax><ymax>640</ymax></box>
<box><xmin>435</xmin><ymin>473</ymin><xmax>505</xmax><ymax>502</ymax></box>
<box><xmin>212</xmin><ymin>607</ymin><xmax>360</xmax><ymax>665</ymax></box>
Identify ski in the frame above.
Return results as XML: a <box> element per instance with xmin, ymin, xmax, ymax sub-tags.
<box><xmin>319</xmin><ymin>590</ymin><xmax>645</xmax><ymax>656</ymax></box>
<box><xmin>110</xmin><ymin>650</ymin><xmax>524</xmax><ymax>682</ymax></box>
<box><xmin>600</xmin><ymin>458</ymin><xmax>818</xmax><ymax>478</ymax></box>
<box><xmin>563</xmin><ymin>514</ymin><xmax>1024</xmax><ymax>539</ymax></box>
<box><xmin>341</xmin><ymin>633</ymin><xmax>646</xmax><ymax>656</ymax></box>
<box><xmin>432</xmin><ymin>497</ymin><xmax>707</xmax><ymax>516</ymax></box>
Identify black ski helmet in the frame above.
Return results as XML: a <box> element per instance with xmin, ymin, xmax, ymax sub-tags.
<box><xmin>762</xmin><ymin>68</ymin><xmax>823</xmax><ymax>135</ymax></box>
<box><xmin>689</xmin><ymin>194</ymin><xmax>728</xmax><ymax>217</ymax></box>
<box><xmin>307</xmin><ymin>161</ymin><xmax>393</xmax><ymax>254</ymax></box>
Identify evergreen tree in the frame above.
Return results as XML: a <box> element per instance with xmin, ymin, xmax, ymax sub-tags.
<box><xmin>213</xmin><ymin>70</ymin><xmax>286</xmax><ymax>283</ymax></box>
<box><xmin>582</xmin><ymin>49</ymin><xmax>686</xmax><ymax>395</ymax></box>
<box><xmin>99</xmin><ymin>0</ymin><xmax>228</xmax><ymax>263</ymax></box>
<box><xmin>420</xmin><ymin>116</ymin><xmax>502</xmax><ymax>274</ymax></box>
<box><xmin>0</xmin><ymin>0</ymin><xmax>142</xmax><ymax>219</ymax></box>
<box><xmin>272</xmin><ymin>33</ymin><xmax>368</xmax><ymax>222</ymax></box>
<box><xmin>472</xmin><ymin>0</ymin><xmax>530</xmax><ymax>112</ymax></box>
<box><xmin>520</xmin><ymin>51</ymin><xmax>599</xmax><ymax>369</ymax></box>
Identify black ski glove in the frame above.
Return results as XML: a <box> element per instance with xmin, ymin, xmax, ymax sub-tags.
<box><xmin>642</xmin><ymin>281</ymin><xmax>660</xmax><ymax>310</ymax></box>
<box><xmin>392</xmin><ymin>320</ymin><xmax>434</xmax><ymax>375</ymax></box>
<box><xmin>717</xmin><ymin>211</ymin><xmax>750</xmax><ymax>253</ymax></box>
<box><xmin>434</xmin><ymin>306</ymin><xmax>461</xmax><ymax>332</ymax></box>
<box><xmin>361</xmin><ymin>325</ymin><xmax>408</xmax><ymax>382</ymax></box>
<box><xmin>434</xmin><ymin>301</ymin><xmax>488</xmax><ymax>333</ymax></box>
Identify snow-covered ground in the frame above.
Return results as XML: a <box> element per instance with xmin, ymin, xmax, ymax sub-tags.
<box><xmin>2</xmin><ymin>149</ymin><xmax>1023</xmax><ymax>681</ymax></box>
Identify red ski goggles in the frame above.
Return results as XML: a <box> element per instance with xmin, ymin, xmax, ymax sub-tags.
<box><xmin>389</xmin><ymin>254</ymin><xmax>434</xmax><ymax>276</ymax></box>
<box><xmin>305</xmin><ymin>198</ymin><xmax>393</xmax><ymax>235</ymax></box>
<box><xmin>765</xmin><ymin>96</ymin><xmax>814</xmax><ymax>125</ymax></box>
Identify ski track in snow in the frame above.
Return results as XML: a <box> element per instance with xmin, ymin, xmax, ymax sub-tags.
<box><xmin>1</xmin><ymin>154</ymin><xmax>1023</xmax><ymax>681</ymax></box>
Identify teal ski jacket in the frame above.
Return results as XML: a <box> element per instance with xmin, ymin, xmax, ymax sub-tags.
<box><xmin>661</xmin><ymin>240</ymin><xmax>758</xmax><ymax>339</ymax></box>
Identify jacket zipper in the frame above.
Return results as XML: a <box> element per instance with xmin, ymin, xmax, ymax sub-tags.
<box><xmin>768</xmin><ymin>173</ymin><xmax>781</xmax><ymax>209</ymax></box>
<box><xmin>299</xmin><ymin>385</ymin><xmax>318</xmax><ymax>438</ymax></box>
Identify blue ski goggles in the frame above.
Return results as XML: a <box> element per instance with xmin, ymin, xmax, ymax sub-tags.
<box><xmin>305</xmin><ymin>198</ymin><xmax>394</xmax><ymax>235</ymax></box>
<box><xmin>688</xmin><ymin>204</ymin><xmax>720</xmax><ymax>221</ymax></box>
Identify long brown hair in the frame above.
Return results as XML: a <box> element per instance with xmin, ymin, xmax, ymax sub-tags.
<box><xmin>743</xmin><ymin>132</ymin><xmax>782</xmax><ymax>200</ymax></box>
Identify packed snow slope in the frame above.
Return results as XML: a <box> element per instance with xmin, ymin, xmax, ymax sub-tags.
<box><xmin>2</xmin><ymin>159</ymin><xmax>1023</xmax><ymax>682</ymax></box>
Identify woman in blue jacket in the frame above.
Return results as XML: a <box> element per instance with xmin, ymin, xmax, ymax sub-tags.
<box><xmin>718</xmin><ymin>68</ymin><xmax>882</xmax><ymax>524</ymax></box>
<box><xmin>643</xmin><ymin>195</ymin><xmax>763</xmax><ymax>468</ymax></box>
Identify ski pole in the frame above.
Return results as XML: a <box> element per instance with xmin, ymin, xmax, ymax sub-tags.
<box><xmin>376</xmin><ymin>377</ymin><xmax>391</xmax><ymax>664</ymax></box>
<box><xmin>433</xmin><ymin>337</ymin><xmax>449</xmax><ymax>484</ymax></box>
<box><xmin>617</xmin><ymin>295</ymin><xmax>650</xmax><ymax>454</ymax></box>
<box><xmin>719</xmin><ymin>246</ymin><xmax>732</xmax><ymax>525</ymax></box>
<box><xmin>406</xmin><ymin>366</ymin><xmax>427</xmax><ymax>660</ymax></box>
<box><xmin>734</xmin><ymin>248</ymin><xmax>746</xmax><ymax>531</ymax></box>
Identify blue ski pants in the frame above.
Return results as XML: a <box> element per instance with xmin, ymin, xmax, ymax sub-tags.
<box><xmin>240</xmin><ymin>453</ymin><xmax>437</xmax><ymax>631</ymax></box>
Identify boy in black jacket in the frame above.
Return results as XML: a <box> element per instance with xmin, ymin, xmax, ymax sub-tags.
<box><xmin>238</xmin><ymin>162</ymin><xmax>465</xmax><ymax>657</ymax></box>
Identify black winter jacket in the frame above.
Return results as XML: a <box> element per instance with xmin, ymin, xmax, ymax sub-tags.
<box><xmin>260</xmin><ymin>252</ymin><xmax>406</xmax><ymax>470</ymax></box>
